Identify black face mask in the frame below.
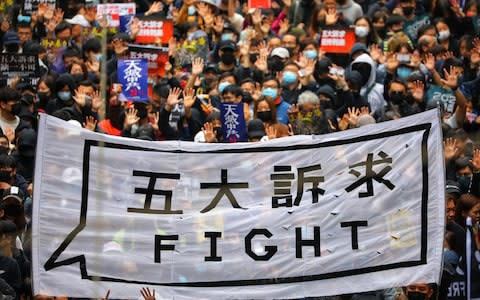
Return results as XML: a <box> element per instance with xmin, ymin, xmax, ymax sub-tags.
<box><xmin>220</xmin><ymin>52</ymin><xmax>236</xmax><ymax>65</ymax></box>
<box><xmin>351</xmin><ymin>63</ymin><xmax>371</xmax><ymax>87</ymax></box>
<box><xmin>286</xmin><ymin>47</ymin><xmax>295</xmax><ymax>56</ymax></box>
<box><xmin>37</xmin><ymin>92</ymin><xmax>50</xmax><ymax>104</ymax></box>
<box><xmin>320</xmin><ymin>100</ymin><xmax>332</xmax><ymax>110</ymax></box>
<box><xmin>257</xmin><ymin>111</ymin><xmax>272</xmax><ymax>122</ymax></box>
<box><xmin>72</xmin><ymin>73</ymin><xmax>85</xmax><ymax>83</ymax></box>
<box><xmin>249</xmin><ymin>54</ymin><xmax>258</xmax><ymax>64</ymax></box>
<box><xmin>11</xmin><ymin>103</ymin><xmax>22</xmax><ymax>116</ymax></box>
<box><xmin>268</xmin><ymin>57</ymin><xmax>285</xmax><ymax>73</ymax></box>
<box><xmin>403</xmin><ymin>6</ymin><xmax>415</xmax><ymax>16</ymax></box>
<box><xmin>389</xmin><ymin>92</ymin><xmax>405</xmax><ymax>105</ymax></box>
<box><xmin>407</xmin><ymin>292</ymin><xmax>427</xmax><ymax>300</ymax></box>
<box><xmin>0</xmin><ymin>170</ymin><xmax>12</xmax><ymax>184</ymax></box>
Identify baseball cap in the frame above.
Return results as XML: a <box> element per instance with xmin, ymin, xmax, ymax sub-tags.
<box><xmin>65</xmin><ymin>14</ymin><xmax>91</xmax><ymax>27</ymax></box>
<box><xmin>270</xmin><ymin>47</ymin><xmax>289</xmax><ymax>59</ymax></box>
<box><xmin>2</xmin><ymin>31</ymin><xmax>20</xmax><ymax>45</ymax></box>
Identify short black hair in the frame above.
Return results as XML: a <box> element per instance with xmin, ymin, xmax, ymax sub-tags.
<box><xmin>262</xmin><ymin>76</ymin><xmax>280</xmax><ymax>88</ymax></box>
<box><xmin>0</xmin><ymin>220</ymin><xmax>16</xmax><ymax>235</ymax></box>
<box><xmin>54</xmin><ymin>21</ymin><xmax>72</xmax><ymax>36</ymax></box>
<box><xmin>0</xmin><ymin>154</ymin><xmax>15</xmax><ymax>169</ymax></box>
<box><xmin>0</xmin><ymin>87</ymin><xmax>21</xmax><ymax>103</ymax></box>
<box><xmin>222</xmin><ymin>85</ymin><xmax>243</xmax><ymax>97</ymax></box>
<box><xmin>83</xmin><ymin>38</ymin><xmax>102</xmax><ymax>54</ymax></box>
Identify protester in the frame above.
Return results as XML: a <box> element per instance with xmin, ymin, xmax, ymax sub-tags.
<box><xmin>0</xmin><ymin>0</ymin><xmax>479</xmax><ymax>298</ymax></box>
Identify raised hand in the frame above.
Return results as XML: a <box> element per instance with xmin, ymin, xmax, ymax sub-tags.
<box><xmin>369</xmin><ymin>44</ymin><xmax>385</xmax><ymax>64</ymax></box>
<box><xmin>265</xmin><ymin>124</ymin><xmax>277</xmax><ymax>140</ymax></box>
<box><xmin>202</xmin><ymin>122</ymin><xmax>218</xmax><ymax>143</ymax></box>
<box><xmin>140</xmin><ymin>288</ymin><xmax>155</xmax><ymax>300</ymax></box>
<box><xmin>471</xmin><ymin>149</ymin><xmax>480</xmax><ymax>172</ymax></box>
<box><xmin>150</xmin><ymin>111</ymin><xmax>160</xmax><ymax>131</ymax></box>
<box><xmin>278</xmin><ymin>18</ymin><xmax>290</xmax><ymax>36</ymax></box>
<box><xmin>359</xmin><ymin>106</ymin><xmax>371</xmax><ymax>116</ymax></box>
<box><xmin>83</xmin><ymin>115</ymin><xmax>98</xmax><ymax>131</ymax></box>
<box><xmin>146</xmin><ymin>1</ymin><xmax>164</xmax><ymax>16</ymax></box>
<box><xmin>191</xmin><ymin>57</ymin><xmax>204</xmax><ymax>76</ymax></box>
<box><xmin>130</xmin><ymin>18</ymin><xmax>141</xmax><ymax>38</ymax></box>
<box><xmin>183</xmin><ymin>88</ymin><xmax>197</xmax><ymax>109</ymax></box>
<box><xmin>124</xmin><ymin>108</ymin><xmax>140</xmax><ymax>128</ymax></box>
<box><xmin>443</xmin><ymin>137</ymin><xmax>459</xmax><ymax>161</ymax></box>
<box><xmin>423</xmin><ymin>52</ymin><xmax>435</xmax><ymax>72</ymax></box>
<box><xmin>254</xmin><ymin>52</ymin><xmax>268</xmax><ymax>73</ymax></box>
<box><xmin>112</xmin><ymin>39</ymin><xmax>129</xmax><ymax>56</ymax></box>
<box><xmin>441</xmin><ymin>65</ymin><xmax>459</xmax><ymax>89</ymax></box>
<box><xmin>346</xmin><ymin>107</ymin><xmax>360</xmax><ymax>127</ymax></box>
<box><xmin>386</xmin><ymin>52</ymin><xmax>399</xmax><ymax>73</ymax></box>
<box><xmin>166</xmin><ymin>87</ymin><xmax>182</xmax><ymax>110</ymax></box>
<box><xmin>252</xmin><ymin>9</ymin><xmax>262</xmax><ymax>25</ymax></box>
<box><xmin>411</xmin><ymin>80</ymin><xmax>425</xmax><ymax>102</ymax></box>
<box><xmin>91</xmin><ymin>90</ymin><xmax>103</xmax><ymax>112</ymax></box>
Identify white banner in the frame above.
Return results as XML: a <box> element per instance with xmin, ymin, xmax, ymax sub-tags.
<box><xmin>32</xmin><ymin>110</ymin><xmax>445</xmax><ymax>299</ymax></box>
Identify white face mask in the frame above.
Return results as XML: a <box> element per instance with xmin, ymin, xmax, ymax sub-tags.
<box><xmin>438</xmin><ymin>30</ymin><xmax>450</xmax><ymax>41</ymax></box>
<box><xmin>354</xmin><ymin>26</ymin><xmax>369</xmax><ymax>38</ymax></box>
<box><xmin>396</xmin><ymin>53</ymin><xmax>411</xmax><ymax>63</ymax></box>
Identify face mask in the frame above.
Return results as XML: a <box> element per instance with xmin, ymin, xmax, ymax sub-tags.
<box><xmin>438</xmin><ymin>30</ymin><xmax>450</xmax><ymax>41</ymax></box>
<box><xmin>188</xmin><ymin>6</ymin><xmax>196</xmax><ymax>16</ymax></box>
<box><xmin>397</xmin><ymin>53</ymin><xmax>411</xmax><ymax>64</ymax></box>
<box><xmin>282</xmin><ymin>71</ymin><xmax>298</xmax><ymax>85</ymax></box>
<box><xmin>249</xmin><ymin>53</ymin><xmax>258</xmax><ymax>63</ymax></box>
<box><xmin>0</xmin><ymin>170</ymin><xmax>12</xmax><ymax>184</ymax></box>
<box><xmin>37</xmin><ymin>92</ymin><xmax>50</xmax><ymax>103</ymax></box>
<box><xmin>220</xmin><ymin>52</ymin><xmax>236</xmax><ymax>65</ymax></box>
<box><xmin>375</xmin><ymin>26</ymin><xmax>386</xmax><ymax>38</ymax></box>
<box><xmin>286</xmin><ymin>47</ymin><xmax>295</xmax><ymax>56</ymax></box>
<box><xmin>58</xmin><ymin>91</ymin><xmax>72</xmax><ymax>102</ymax></box>
<box><xmin>221</xmin><ymin>33</ymin><xmax>233</xmax><ymax>42</ymax></box>
<box><xmin>457</xmin><ymin>175</ymin><xmax>472</xmax><ymax>191</ymax></box>
<box><xmin>466</xmin><ymin>111</ymin><xmax>478</xmax><ymax>123</ymax></box>
<box><xmin>389</xmin><ymin>91</ymin><xmax>405</xmax><ymax>105</ymax></box>
<box><xmin>397</xmin><ymin>67</ymin><xmax>412</xmax><ymax>79</ymax></box>
<box><xmin>257</xmin><ymin>111</ymin><xmax>272</xmax><ymax>122</ymax></box>
<box><xmin>355</xmin><ymin>26</ymin><xmax>369</xmax><ymax>38</ymax></box>
<box><xmin>304</xmin><ymin>50</ymin><xmax>317</xmax><ymax>60</ymax></box>
<box><xmin>262</xmin><ymin>88</ymin><xmax>278</xmax><ymax>99</ymax></box>
<box><xmin>407</xmin><ymin>292</ymin><xmax>427</xmax><ymax>300</ymax></box>
<box><xmin>95</xmin><ymin>53</ymin><xmax>102</xmax><ymax>61</ymax></box>
<box><xmin>11</xmin><ymin>103</ymin><xmax>22</xmax><ymax>116</ymax></box>
<box><xmin>218</xmin><ymin>82</ymin><xmax>231</xmax><ymax>93</ymax></box>
<box><xmin>403</xmin><ymin>6</ymin><xmax>415</xmax><ymax>16</ymax></box>
<box><xmin>72</xmin><ymin>73</ymin><xmax>84</xmax><ymax>83</ymax></box>
<box><xmin>320</xmin><ymin>100</ymin><xmax>332</xmax><ymax>110</ymax></box>
<box><xmin>18</xmin><ymin>15</ymin><xmax>31</xmax><ymax>23</ymax></box>
<box><xmin>268</xmin><ymin>57</ymin><xmax>285</xmax><ymax>73</ymax></box>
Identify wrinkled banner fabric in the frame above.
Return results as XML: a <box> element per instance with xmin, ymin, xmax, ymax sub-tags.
<box><xmin>32</xmin><ymin>109</ymin><xmax>444</xmax><ymax>299</ymax></box>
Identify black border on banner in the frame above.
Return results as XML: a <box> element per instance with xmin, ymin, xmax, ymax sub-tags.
<box><xmin>44</xmin><ymin>123</ymin><xmax>431</xmax><ymax>287</ymax></box>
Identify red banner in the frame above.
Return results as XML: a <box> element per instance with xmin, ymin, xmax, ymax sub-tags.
<box><xmin>248</xmin><ymin>0</ymin><xmax>271</xmax><ymax>9</ymax></box>
<box><xmin>135</xmin><ymin>17</ymin><xmax>173</xmax><ymax>45</ymax></box>
<box><xmin>319</xmin><ymin>28</ymin><xmax>355</xmax><ymax>54</ymax></box>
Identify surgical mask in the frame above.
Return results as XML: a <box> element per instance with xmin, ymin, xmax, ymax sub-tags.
<box><xmin>188</xmin><ymin>6</ymin><xmax>196</xmax><ymax>16</ymax></box>
<box><xmin>262</xmin><ymin>88</ymin><xmax>278</xmax><ymax>99</ymax></box>
<box><xmin>438</xmin><ymin>30</ymin><xmax>450</xmax><ymax>41</ymax></box>
<box><xmin>18</xmin><ymin>15</ymin><xmax>31</xmax><ymax>23</ymax></box>
<box><xmin>282</xmin><ymin>71</ymin><xmax>298</xmax><ymax>85</ymax></box>
<box><xmin>355</xmin><ymin>26</ymin><xmax>369</xmax><ymax>38</ymax></box>
<box><xmin>304</xmin><ymin>50</ymin><xmax>317</xmax><ymax>60</ymax></box>
<box><xmin>58</xmin><ymin>91</ymin><xmax>72</xmax><ymax>102</ymax></box>
<box><xmin>396</xmin><ymin>67</ymin><xmax>412</xmax><ymax>79</ymax></box>
<box><xmin>95</xmin><ymin>53</ymin><xmax>102</xmax><ymax>61</ymax></box>
<box><xmin>221</xmin><ymin>33</ymin><xmax>233</xmax><ymax>42</ymax></box>
<box><xmin>218</xmin><ymin>82</ymin><xmax>231</xmax><ymax>93</ymax></box>
<box><xmin>257</xmin><ymin>111</ymin><xmax>272</xmax><ymax>122</ymax></box>
<box><xmin>457</xmin><ymin>175</ymin><xmax>471</xmax><ymax>191</ymax></box>
<box><xmin>397</xmin><ymin>53</ymin><xmax>411</xmax><ymax>63</ymax></box>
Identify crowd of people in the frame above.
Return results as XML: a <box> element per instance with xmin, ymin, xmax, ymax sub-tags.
<box><xmin>0</xmin><ymin>0</ymin><xmax>479</xmax><ymax>298</ymax></box>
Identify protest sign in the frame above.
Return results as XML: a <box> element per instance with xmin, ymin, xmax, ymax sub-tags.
<box><xmin>248</xmin><ymin>0</ymin><xmax>271</xmax><ymax>9</ymax></box>
<box><xmin>220</xmin><ymin>103</ymin><xmax>247</xmax><ymax>143</ymax></box>
<box><xmin>320</xmin><ymin>28</ymin><xmax>355</xmax><ymax>54</ymax></box>
<box><xmin>135</xmin><ymin>16</ymin><xmax>174</xmax><ymax>44</ymax></box>
<box><xmin>96</xmin><ymin>3</ymin><xmax>136</xmax><ymax>28</ymax></box>
<box><xmin>33</xmin><ymin>109</ymin><xmax>444</xmax><ymax>299</ymax></box>
<box><xmin>0</xmin><ymin>54</ymin><xmax>39</xmax><ymax>87</ymax></box>
<box><xmin>117</xmin><ymin>59</ymin><xmax>149</xmax><ymax>102</ymax></box>
<box><xmin>23</xmin><ymin>0</ymin><xmax>56</xmax><ymax>15</ymax></box>
<box><xmin>128</xmin><ymin>44</ymin><xmax>169</xmax><ymax>79</ymax></box>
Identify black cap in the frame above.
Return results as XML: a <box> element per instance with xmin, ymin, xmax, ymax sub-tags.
<box><xmin>219</xmin><ymin>40</ymin><xmax>237</xmax><ymax>51</ymax></box>
<box><xmin>248</xmin><ymin>119</ymin><xmax>266</xmax><ymax>139</ymax></box>
<box><xmin>446</xmin><ymin>180</ymin><xmax>461</xmax><ymax>195</ymax></box>
<box><xmin>2</xmin><ymin>186</ymin><xmax>25</xmax><ymax>204</ymax></box>
<box><xmin>205</xmin><ymin>63</ymin><xmax>219</xmax><ymax>74</ymax></box>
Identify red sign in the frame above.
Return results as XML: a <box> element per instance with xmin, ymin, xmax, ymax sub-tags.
<box><xmin>248</xmin><ymin>0</ymin><xmax>271</xmax><ymax>9</ymax></box>
<box><xmin>135</xmin><ymin>17</ymin><xmax>173</xmax><ymax>45</ymax></box>
<box><xmin>319</xmin><ymin>29</ymin><xmax>355</xmax><ymax>54</ymax></box>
